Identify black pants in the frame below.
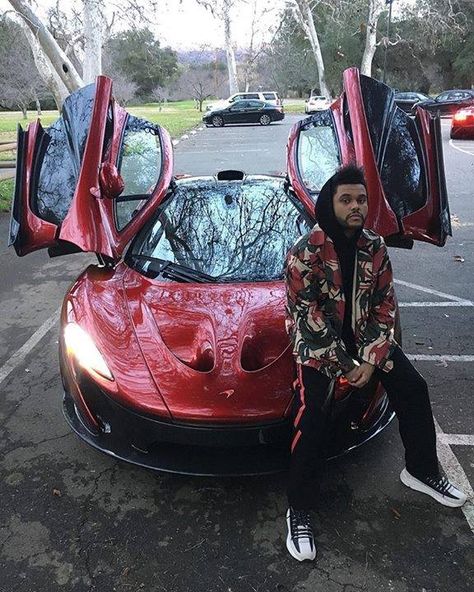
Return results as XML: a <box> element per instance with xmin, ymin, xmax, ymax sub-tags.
<box><xmin>287</xmin><ymin>346</ymin><xmax>439</xmax><ymax>510</ymax></box>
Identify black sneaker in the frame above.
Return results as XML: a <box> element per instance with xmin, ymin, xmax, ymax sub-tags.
<box><xmin>286</xmin><ymin>507</ymin><xmax>317</xmax><ymax>561</ymax></box>
<box><xmin>400</xmin><ymin>468</ymin><xmax>467</xmax><ymax>508</ymax></box>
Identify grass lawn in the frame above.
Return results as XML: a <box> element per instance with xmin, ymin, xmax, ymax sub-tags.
<box><xmin>0</xmin><ymin>178</ymin><xmax>14</xmax><ymax>212</ymax></box>
<box><xmin>0</xmin><ymin>100</ymin><xmax>205</xmax><ymax>212</ymax></box>
<box><xmin>0</xmin><ymin>98</ymin><xmax>306</xmax><ymax>212</ymax></box>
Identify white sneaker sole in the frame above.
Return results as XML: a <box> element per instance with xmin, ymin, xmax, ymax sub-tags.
<box><xmin>400</xmin><ymin>468</ymin><xmax>467</xmax><ymax>508</ymax></box>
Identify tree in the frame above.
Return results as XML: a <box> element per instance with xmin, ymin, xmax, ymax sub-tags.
<box><xmin>2</xmin><ymin>1</ymin><xmax>81</xmax><ymax>107</ymax></box>
<box><xmin>2</xmin><ymin>0</ymin><xmax>164</xmax><ymax>107</ymax></box>
<box><xmin>287</xmin><ymin>0</ymin><xmax>331</xmax><ymax>97</ymax></box>
<box><xmin>257</xmin><ymin>12</ymin><xmax>319</xmax><ymax>97</ymax></box>
<box><xmin>174</xmin><ymin>61</ymin><xmax>228</xmax><ymax>110</ymax></box>
<box><xmin>360</xmin><ymin>0</ymin><xmax>385</xmax><ymax>76</ymax></box>
<box><xmin>195</xmin><ymin>0</ymin><xmax>240</xmax><ymax>94</ymax></box>
<box><xmin>105</xmin><ymin>28</ymin><xmax>178</xmax><ymax>98</ymax></box>
<box><xmin>0</xmin><ymin>20</ymin><xmax>48</xmax><ymax>117</ymax></box>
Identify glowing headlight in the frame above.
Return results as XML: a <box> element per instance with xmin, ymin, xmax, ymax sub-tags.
<box><xmin>64</xmin><ymin>323</ymin><xmax>114</xmax><ymax>381</ymax></box>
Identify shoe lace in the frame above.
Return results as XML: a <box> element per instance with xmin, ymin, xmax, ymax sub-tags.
<box><xmin>425</xmin><ymin>475</ymin><xmax>452</xmax><ymax>495</ymax></box>
<box><xmin>290</xmin><ymin>509</ymin><xmax>313</xmax><ymax>539</ymax></box>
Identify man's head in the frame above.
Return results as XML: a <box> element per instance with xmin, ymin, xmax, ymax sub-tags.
<box><xmin>330</xmin><ymin>165</ymin><xmax>368</xmax><ymax>235</ymax></box>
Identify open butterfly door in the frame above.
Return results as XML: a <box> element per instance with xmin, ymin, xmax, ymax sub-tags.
<box><xmin>287</xmin><ymin>68</ymin><xmax>451</xmax><ymax>246</ymax></box>
<box><xmin>9</xmin><ymin>76</ymin><xmax>173</xmax><ymax>261</ymax></box>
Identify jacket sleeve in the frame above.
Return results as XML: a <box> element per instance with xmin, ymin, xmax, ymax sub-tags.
<box><xmin>358</xmin><ymin>240</ymin><xmax>397</xmax><ymax>371</ymax></box>
<box><xmin>285</xmin><ymin>251</ymin><xmax>357</xmax><ymax>374</ymax></box>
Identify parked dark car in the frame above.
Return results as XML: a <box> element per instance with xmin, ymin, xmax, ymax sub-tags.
<box><xmin>202</xmin><ymin>100</ymin><xmax>284</xmax><ymax>127</ymax></box>
<box><xmin>416</xmin><ymin>89</ymin><xmax>474</xmax><ymax>117</ymax></box>
<box><xmin>450</xmin><ymin>106</ymin><xmax>474</xmax><ymax>139</ymax></box>
<box><xmin>394</xmin><ymin>91</ymin><xmax>431</xmax><ymax>113</ymax></box>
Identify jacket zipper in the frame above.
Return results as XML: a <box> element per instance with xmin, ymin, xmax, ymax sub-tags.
<box><xmin>351</xmin><ymin>251</ymin><xmax>358</xmax><ymax>332</ymax></box>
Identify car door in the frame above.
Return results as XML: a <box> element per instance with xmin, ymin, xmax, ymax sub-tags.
<box><xmin>244</xmin><ymin>100</ymin><xmax>263</xmax><ymax>123</ymax></box>
<box><xmin>225</xmin><ymin>101</ymin><xmax>249</xmax><ymax>124</ymax></box>
<box><xmin>287</xmin><ymin>67</ymin><xmax>451</xmax><ymax>247</ymax></box>
<box><xmin>9</xmin><ymin>75</ymin><xmax>173</xmax><ymax>261</ymax></box>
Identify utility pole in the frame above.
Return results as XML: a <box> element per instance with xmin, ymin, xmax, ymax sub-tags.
<box><xmin>382</xmin><ymin>0</ymin><xmax>394</xmax><ymax>84</ymax></box>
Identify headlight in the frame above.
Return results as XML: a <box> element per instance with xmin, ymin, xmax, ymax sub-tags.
<box><xmin>64</xmin><ymin>323</ymin><xmax>114</xmax><ymax>381</ymax></box>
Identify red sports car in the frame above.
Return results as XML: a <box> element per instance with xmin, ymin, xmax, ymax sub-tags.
<box><xmin>450</xmin><ymin>106</ymin><xmax>474</xmax><ymax>139</ymax></box>
<box><xmin>9</xmin><ymin>69</ymin><xmax>450</xmax><ymax>475</ymax></box>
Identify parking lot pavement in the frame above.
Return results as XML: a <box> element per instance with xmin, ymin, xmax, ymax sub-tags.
<box><xmin>0</xmin><ymin>115</ymin><xmax>473</xmax><ymax>592</ymax></box>
<box><xmin>173</xmin><ymin>114</ymin><xmax>302</xmax><ymax>176</ymax></box>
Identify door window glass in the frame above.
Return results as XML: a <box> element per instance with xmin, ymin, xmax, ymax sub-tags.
<box><xmin>380</xmin><ymin>109</ymin><xmax>426</xmax><ymax>218</ymax></box>
<box><xmin>115</xmin><ymin>116</ymin><xmax>162</xmax><ymax>230</ymax></box>
<box><xmin>360</xmin><ymin>75</ymin><xmax>392</xmax><ymax>163</ymax></box>
<box><xmin>297</xmin><ymin>112</ymin><xmax>341</xmax><ymax>193</ymax></box>
<box><xmin>35</xmin><ymin>83</ymin><xmax>96</xmax><ymax>225</ymax></box>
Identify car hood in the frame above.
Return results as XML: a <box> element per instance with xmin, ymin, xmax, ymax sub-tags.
<box><xmin>122</xmin><ymin>267</ymin><xmax>293</xmax><ymax>422</ymax></box>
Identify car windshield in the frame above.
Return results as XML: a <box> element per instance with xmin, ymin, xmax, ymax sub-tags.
<box><xmin>127</xmin><ymin>178</ymin><xmax>311</xmax><ymax>282</ymax></box>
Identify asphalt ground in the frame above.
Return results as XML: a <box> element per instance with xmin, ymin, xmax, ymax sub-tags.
<box><xmin>0</xmin><ymin>114</ymin><xmax>473</xmax><ymax>592</ymax></box>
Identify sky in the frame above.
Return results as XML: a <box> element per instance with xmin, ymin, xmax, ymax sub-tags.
<box><xmin>0</xmin><ymin>0</ymin><xmax>286</xmax><ymax>50</ymax></box>
<box><xmin>0</xmin><ymin>0</ymin><xmax>415</xmax><ymax>51</ymax></box>
<box><xmin>155</xmin><ymin>0</ymin><xmax>286</xmax><ymax>50</ymax></box>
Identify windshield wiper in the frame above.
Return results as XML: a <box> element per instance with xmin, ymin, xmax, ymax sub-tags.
<box><xmin>128</xmin><ymin>254</ymin><xmax>217</xmax><ymax>283</ymax></box>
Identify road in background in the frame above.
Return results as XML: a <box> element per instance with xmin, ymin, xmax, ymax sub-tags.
<box><xmin>0</xmin><ymin>115</ymin><xmax>472</xmax><ymax>592</ymax></box>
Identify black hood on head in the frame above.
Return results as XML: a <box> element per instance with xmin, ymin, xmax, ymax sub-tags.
<box><xmin>314</xmin><ymin>173</ymin><xmax>363</xmax><ymax>246</ymax></box>
<box><xmin>314</xmin><ymin>172</ymin><xmax>363</xmax><ymax>358</ymax></box>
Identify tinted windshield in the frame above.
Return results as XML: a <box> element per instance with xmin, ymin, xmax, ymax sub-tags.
<box><xmin>128</xmin><ymin>178</ymin><xmax>310</xmax><ymax>282</ymax></box>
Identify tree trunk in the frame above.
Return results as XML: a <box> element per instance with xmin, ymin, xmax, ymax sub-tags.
<box><xmin>292</xmin><ymin>1</ymin><xmax>330</xmax><ymax>98</ymax></box>
<box><xmin>7</xmin><ymin>0</ymin><xmax>83</xmax><ymax>93</ymax></box>
<box><xmin>34</xmin><ymin>91</ymin><xmax>42</xmax><ymax>116</ymax></box>
<box><xmin>361</xmin><ymin>0</ymin><xmax>384</xmax><ymax>77</ymax></box>
<box><xmin>303</xmin><ymin>2</ymin><xmax>330</xmax><ymax>97</ymax></box>
<box><xmin>83</xmin><ymin>0</ymin><xmax>103</xmax><ymax>84</ymax></box>
<box><xmin>224</xmin><ymin>1</ymin><xmax>239</xmax><ymax>94</ymax></box>
<box><xmin>8</xmin><ymin>15</ymin><xmax>70</xmax><ymax>110</ymax></box>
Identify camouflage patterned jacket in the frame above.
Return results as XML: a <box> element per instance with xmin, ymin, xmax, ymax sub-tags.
<box><xmin>285</xmin><ymin>225</ymin><xmax>398</xmax><ymax>378</ymax></box>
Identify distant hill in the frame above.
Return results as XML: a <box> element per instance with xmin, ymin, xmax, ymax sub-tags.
<box><xmin>177</xmin><ymin>48</ymin><xmax>246</xmax><ymax>65</ymax></box>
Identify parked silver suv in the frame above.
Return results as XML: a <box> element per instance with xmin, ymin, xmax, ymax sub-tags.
<box><xmin>206</xmin><ymin>91</ymin><xmax>281</xmax><ymax>112</ymax></box>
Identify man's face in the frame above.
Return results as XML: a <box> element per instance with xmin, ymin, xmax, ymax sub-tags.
<box><xmin>332</xmin><ymin>183</ymin><xmax>368</xmax><ymax>233</ymax></box>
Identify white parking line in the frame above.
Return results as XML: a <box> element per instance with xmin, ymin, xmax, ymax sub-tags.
<box><xmin>438</xmin><ymin>434</ymin><xmax>474</xmax><ymax>446</ymax></box>
<box><xmin>0</xmin><ymin>307</ymin><xmax>61</xmax><ymax>388</ymax></box>
<box><xmin>407</xmin><ymin>354</ymin><xmax>474</xmax><ymax>362</ymax></box>
<box><xmin>449</xmin><ymin>139</ymin><xmax>474</xmax><ymax>157</ymax></box>
<box><xmin>435</xmin><ymin>419</ymin><xmax>474</xmax><ymax>533</ymax></box>
<box><xmin>394</xmin><ymin>279</ymin><xmax>470</xmax><ymax>303</ymax></box>
<box><xmin>400</xmin><ymin>301</ymin><xmax>473</xmax><ymax>307</ymax></box>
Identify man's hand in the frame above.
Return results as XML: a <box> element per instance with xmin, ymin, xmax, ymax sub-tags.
<box><xmin>344</xmin><ymin>362</ymin><xmax>375</xmax><ymax>388</ymax></box>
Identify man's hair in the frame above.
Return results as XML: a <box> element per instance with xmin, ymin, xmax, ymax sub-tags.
<box><xmin>331</xmin><ymin>164</ymin><xmax>367</xmax><ymax>196</ymax></box>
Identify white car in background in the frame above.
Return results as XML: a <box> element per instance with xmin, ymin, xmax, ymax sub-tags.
<box><xmin>206</xmin><ymin>91</ymin><xmax>281</xmax><ymax>112</ymax></box>
<box><xmin>305</xmin><ymin>95</ymin><xmax>331</xmax><ymax>113</ymax></box>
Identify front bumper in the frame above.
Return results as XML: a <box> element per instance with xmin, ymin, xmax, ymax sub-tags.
<box><xmin>62</xmin><ymin>378</ymin><xmax>394</xmax><ymax>476</ymax></box>
<box><xmin>63</xmin><ymin>386</ymin><xmax>292</xmax><ymax>476</ymax></box>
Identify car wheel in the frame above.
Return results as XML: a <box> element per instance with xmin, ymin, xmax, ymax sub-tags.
<box><xmin>259</xmin><ymin>114</ymin><xmax>272</xmax><ymax>126</ymax></box>
<box><xmin>212</xmin><ymin>115</ymin><xmax>224</xmax><ymax>127</ymax></box>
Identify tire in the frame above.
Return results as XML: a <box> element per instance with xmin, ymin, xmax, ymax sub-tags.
<box><xmin>211</xmin><ymin>115</ymin><xmax>224</xmax><ymax>127</ymax></box>
<box><xmin>259</xmin><ymin>114</ymin><xmax>272</xmax><ymax>126</ymax></box>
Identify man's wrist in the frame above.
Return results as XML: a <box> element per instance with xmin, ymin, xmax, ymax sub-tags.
<box><xmin>342</xmin><ymin>359</ymin><xmax>359</xmax><ymax>374</ymax></box>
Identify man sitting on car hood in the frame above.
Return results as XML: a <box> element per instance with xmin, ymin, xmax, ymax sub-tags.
<box><xmin>283</xmin><ymin>164</ymin><xmax>467</xmax><ymax>562</ymax></box>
